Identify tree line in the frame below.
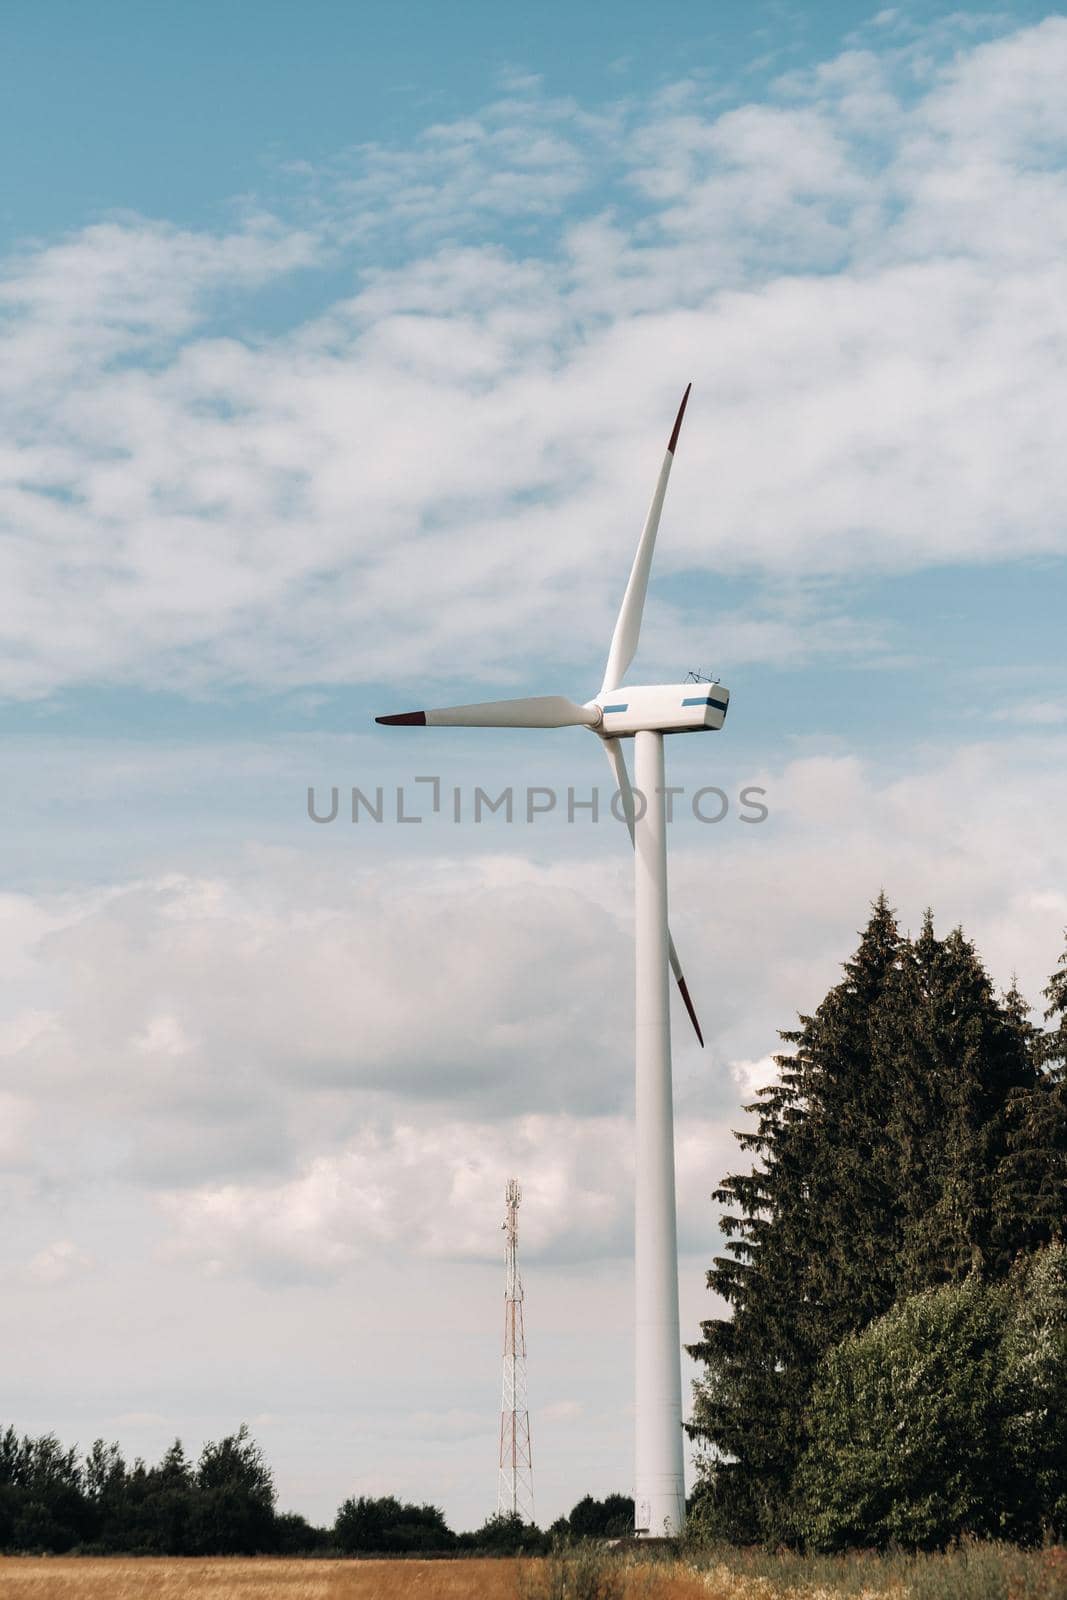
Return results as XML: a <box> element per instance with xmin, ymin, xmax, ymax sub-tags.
<box><xmin>689</xmin><ymin>898</ymin><xmax>1066</xmax><ymax>1549</ymax></box>
<box><xmin>0</xmin><ymin>1419</ymin><xmax>628</xmax><ymax>1555</ymax></box>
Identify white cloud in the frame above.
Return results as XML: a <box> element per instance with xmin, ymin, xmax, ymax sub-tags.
<box><xmin>156</xmin><ymin>1110</ymin><xmax>735</xmax><ymax>1282</ymax></box>
<box><xmin>2</xmin><ymin>20</ymin><xmax>1067</xmax><ymax>698</ymax></box>
<box><xmin>2</xmin><ymin>730</ymin><xmax>1064</xmax><ymax>1248</ymax></box>
<box><xmin>328</xmin><ymin>90</ymin><xmax>595</xmax><ymax>241</ymax></box>
<box><xmin>26</xmin><ymin>1239</ymin><xmax>95</xmax><ymax>1285</ymax></box>
<box><xmin>729</xmin><ymin>1055</ymin><xmax>779</xmax><ymax>1101</ymax></box>
<box><xmin>0</xmin><ymin>215</ymin><xmax>318</xmax><ymax>388</ymax></box>
<box><xmin>996</xmin><ymin>698</ymin><xmax>1067</xmax><ymax>727</ymax></box>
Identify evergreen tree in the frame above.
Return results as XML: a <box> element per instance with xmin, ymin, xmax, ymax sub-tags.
<box><xmin>886</xmin><ymin>920</ymin><xmax>1036</xmax><ymax>1286</ymax></box>
<box><xmin>689</xmin><ymin>898</ymin><xmax>1051</xmax><ymax>1545</ymax></box>
<box><xmin>125</xmin><ymin>1439</ymin><xmax>195</xmax><ymax>1554</ymax></box>
<box><xmin>1000</xmin><ymin>938</ymin><xmax>1067</xmax><ymax>1248</ymax></box>
<box><xmin>688</xmin><ymin>895</ymin><xmax>904</xmax><ymax>1541</ymax></box>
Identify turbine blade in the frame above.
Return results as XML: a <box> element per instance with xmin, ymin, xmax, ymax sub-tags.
<box><xmin>603</xmin><ymin>735</ymin><xmax>637</xmax><ymax>844</ymax></box>
<box><xmin>600</xmin><ymin>383</ymin><xmax>691</xmax><ymax>695</ymax></box>
<box><xmin>601</xmin><ymin>738</ymin><xmax>704</xmax><ymax>1047</ymax></box>
<box><xmin>376</xmin><ymin>695</ymin><xmax>599</xmax><ymax>729</ymax></box>
<box><xmin>672</xmin><ymin>965</ymin><xmax>704</xmax><ymax>1050</ymax></box>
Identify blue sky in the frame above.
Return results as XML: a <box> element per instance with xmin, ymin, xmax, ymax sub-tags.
<box><xmin>7</xmin><ymin>1</ymin><xmax>1035</xmax><ymax>247</ymax></box>
<box><xmin>2</xmin><ymin>0</ymin><xmax>1067</xmax><ymax>1532</ymax></box>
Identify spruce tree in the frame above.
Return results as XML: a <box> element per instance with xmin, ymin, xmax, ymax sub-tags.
<box><xmin>688</xmin><ymin>895</ymin><xmax>904</xmax><ymax>1541</ymax></box>
<box><xmin>1001</xmin><ymin>938</ymin><xmax>1067</xmax><ymax>1247</ymax></box>
<box><xmin>688</xmin><ymin>898</ymin><xmax>1050</xmax><ymax>1544</ymax></box>
<box><xmin>886</xmin><ymin>918</ymin><xmax>1036</xmax><ymax>1287</ymax></box>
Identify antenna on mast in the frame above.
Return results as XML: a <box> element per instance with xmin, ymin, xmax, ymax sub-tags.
<box><xmin>497</xmin><ymin>1177</ymin><xmax>534</xmax><ymax>1523</ymax></box>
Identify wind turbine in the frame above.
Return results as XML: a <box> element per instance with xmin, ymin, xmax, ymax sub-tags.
<box><xmin>375</xmin><ymin>385</ymin><xmax>728</xmax><ymax>1538</ymax></box>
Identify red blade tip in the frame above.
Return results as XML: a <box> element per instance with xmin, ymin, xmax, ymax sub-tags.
<box><xmin>667</xmin><ymin>382</ymin><xmax>692</xmax><ymax>456</ymax></box>
<box><xmin>375</xmin><ymin>711</ymin><xmax>427</xmax><ymax>726</ymax></box>
<box><xmin>676</xmin><ymin>973</ymin><xmax>704</xmax><ymax>1047</ymax></box>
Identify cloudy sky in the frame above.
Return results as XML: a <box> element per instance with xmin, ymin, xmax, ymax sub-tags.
<box><xmin>2</xmin><ymin>0</ymin><xmax>1067</xmax><ymax>1531</ymax></box>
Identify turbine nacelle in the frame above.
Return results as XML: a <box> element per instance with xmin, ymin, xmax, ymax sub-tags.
<box><xmin>592</xmin><ymin>682</ymin><xmax>729</xmax><ymax>739</ymax></box>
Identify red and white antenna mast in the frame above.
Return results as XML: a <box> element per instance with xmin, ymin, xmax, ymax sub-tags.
<box><xmin>497</xmin><ymin>1177</ymin><xmax>534</xmax><ymax>1522</ymax></box>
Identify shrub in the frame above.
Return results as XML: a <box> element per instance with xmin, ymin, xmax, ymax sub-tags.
<box><xmin>334</xmin><ymin>1492</ymin><xmax>454</xmax><ymax>1553</ymax></box>
<box><xmin>795</xmin><ymin>1246</ymin><xmax>1067</xmax><ymax>1550</ymax></box>
<box><xmin>795</xmin><ymin>1276</ymin><xmax>1014</xmax><ymax>1549</ymax></box>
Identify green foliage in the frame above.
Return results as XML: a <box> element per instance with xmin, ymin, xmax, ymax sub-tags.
<box><xmin>788</xmin><ymin>1245</ymin><xmax>1065</xmax><ymax>1550</ymax></box>
<box><xmin>1002</xmin><ymin>1245</ymin><xmax>1067</xmax><ymax>1536</ymax></box>
<box><xmin>517</xmin><ymin>1540</ymin><xmax>626</xmax><ymax>1600</ymax></box>
<box><xmin>689</xmin><ymin>899</ymin><xmax>1067</xmax><ymax>1547</ymax></box>
<box><xmin>1001</xmin><ymin>941</ymin><xmax>1067</xmax><ymax>1247</ymax></box>
<box><xmin>118</xmin><ymin>1439</ymin><xmax>195</xmax><ymax>1554</ymax></box>
<box><xmin>0</xmin><ymin>1430</ymin><xmax>88</xmax><ymax>1551</ymax></box>
<box><xmin>456</xmin><ymin>1510</ymin><xmax>548</xmax><ymax>1554</ymax></box>
<box><xmin>558</xmin><ymin>1493</ymin><xmax>634</xmax><ymax>1540</ymax></box>
<box><xmin>0</xmin><ymin>1422</ymin><xmax>328</xmax><ymax>1556</ymax></box>
<box><xmin>691</xmin><ymin>895</ymin><xmax>911</xmax><ymax>1540</ymax></box>
<box><xmin>273</xmin><ymin>1509</ymin><xmax>332</xmax><ymax>1553</ymax></box>
<box><xmin>795</xmin><ymin>1276</ymin><xmax>1014</xmax><ymax>1549</ymax></box>
<box><xmin>189</xmin><ymin>1424</ymin><xmax>276</xmax><ymax>1554</ymax></box>
<box><xmin>333</xmin><ymin>1492</ymin><xmax>455</xmax><ymax>1553</ymax></box>
<box><xmin>680</xmin><ymin>1538</ymin><xmax>1067</xmax><ymax>1599</ymax></box>
<box><xmin>0</xmin><ymin>1419</ymin><xmax>564</xmax><ymax>1559</ymax></box>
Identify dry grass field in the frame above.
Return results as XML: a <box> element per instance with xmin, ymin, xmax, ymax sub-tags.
<box><xmin>0</xmin><ymin>1555</ymin><xmax>704</xmax><ymax>1600</ymax></box>
<box><xmin>0</xmin><ymin>1558</ymin><xmax>529</xmax><ymax>1600</ymax></box>
<box><xmin>0</xmin><ymin>1547</ymin><xmax>1062</xmax><ymax>1600</ymax></box>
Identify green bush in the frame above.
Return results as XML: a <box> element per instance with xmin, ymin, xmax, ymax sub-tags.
<box><xmin>334</xmin><ymin>1492</ymin><xmax>455</xmax><ymax>1553</ymax></box>
<box><xmin>1002</xmin><ymin>1244</ymin><xmax>1067</xmax><ymax>1536</ymax></box>
<box><xmin>556</xmin><ymin>1494</ymin><xmax>634</xmax><ymax>1541</ymax></box>
<box><xmin>795</xmin><ymin>1246</ymin><xmax>1067</xmax><ymax>1549</ymax></box>
<box><xmin>456</xmin><ymin>1510</ymin><xmax>548</xmax><ymax>1555</ymax></box>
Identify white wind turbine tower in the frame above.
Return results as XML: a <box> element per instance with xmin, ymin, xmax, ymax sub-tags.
<box><xmin>375</xmin><ymin>386</ymin><xmax>728</xmax><ymax>1537</ymax></box>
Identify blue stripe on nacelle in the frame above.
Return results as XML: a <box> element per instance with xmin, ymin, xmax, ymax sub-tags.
<box><xmin>682</xmin><ymin>695</ymin><xmax>728</xmax><ymax>710</ymax></box>
<box><xmin>603</xmin><ymin>703</ymin><xmax>629</xmax><ymax>713</ymax></box>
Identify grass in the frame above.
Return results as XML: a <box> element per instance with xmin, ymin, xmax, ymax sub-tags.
<box><xmin>691</xmin><ymin>1541</ymin><xmax>1067</xmax><ymax>1599</ymax></box>
<box><xmin>0</xmin><ymin>1546</ymin><xmax>1062</xmax><ymax>1599</ymax></box>
<box><xmin>0</xmin><ymin>1558</ymin><xmax>525</xmax><ymax>1599</ymax></box>
<box><xmin>520</xmin><ymin>1542</ymin><xmax>1067</xmax><ymax>1600</ymax></box>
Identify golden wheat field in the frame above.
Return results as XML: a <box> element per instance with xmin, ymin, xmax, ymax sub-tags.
<box><xmin>0</xmin><ymin>1556</ymin><xmax>690</xmax><ymax>1599</ymax></box>
<box><xmin>0</xmin><ymin>1554</ymin><xmax>705</xmax><ymax>1600</ymax></box>
<box><xmin>0</xmin><ymin>1547</ymin><xmax>1063</xmax><ymax>1600</ymax></box>
<box><xmin>0</xmin><ymin>1558</ymin><xmax>529</xmax><ymax>1600</ymax></box>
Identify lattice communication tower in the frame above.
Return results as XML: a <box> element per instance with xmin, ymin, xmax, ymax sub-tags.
<box><xmin>497</xmin><ymin>1177</ymin><xmax>534</xmax><ymax>1521</ymax></box>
